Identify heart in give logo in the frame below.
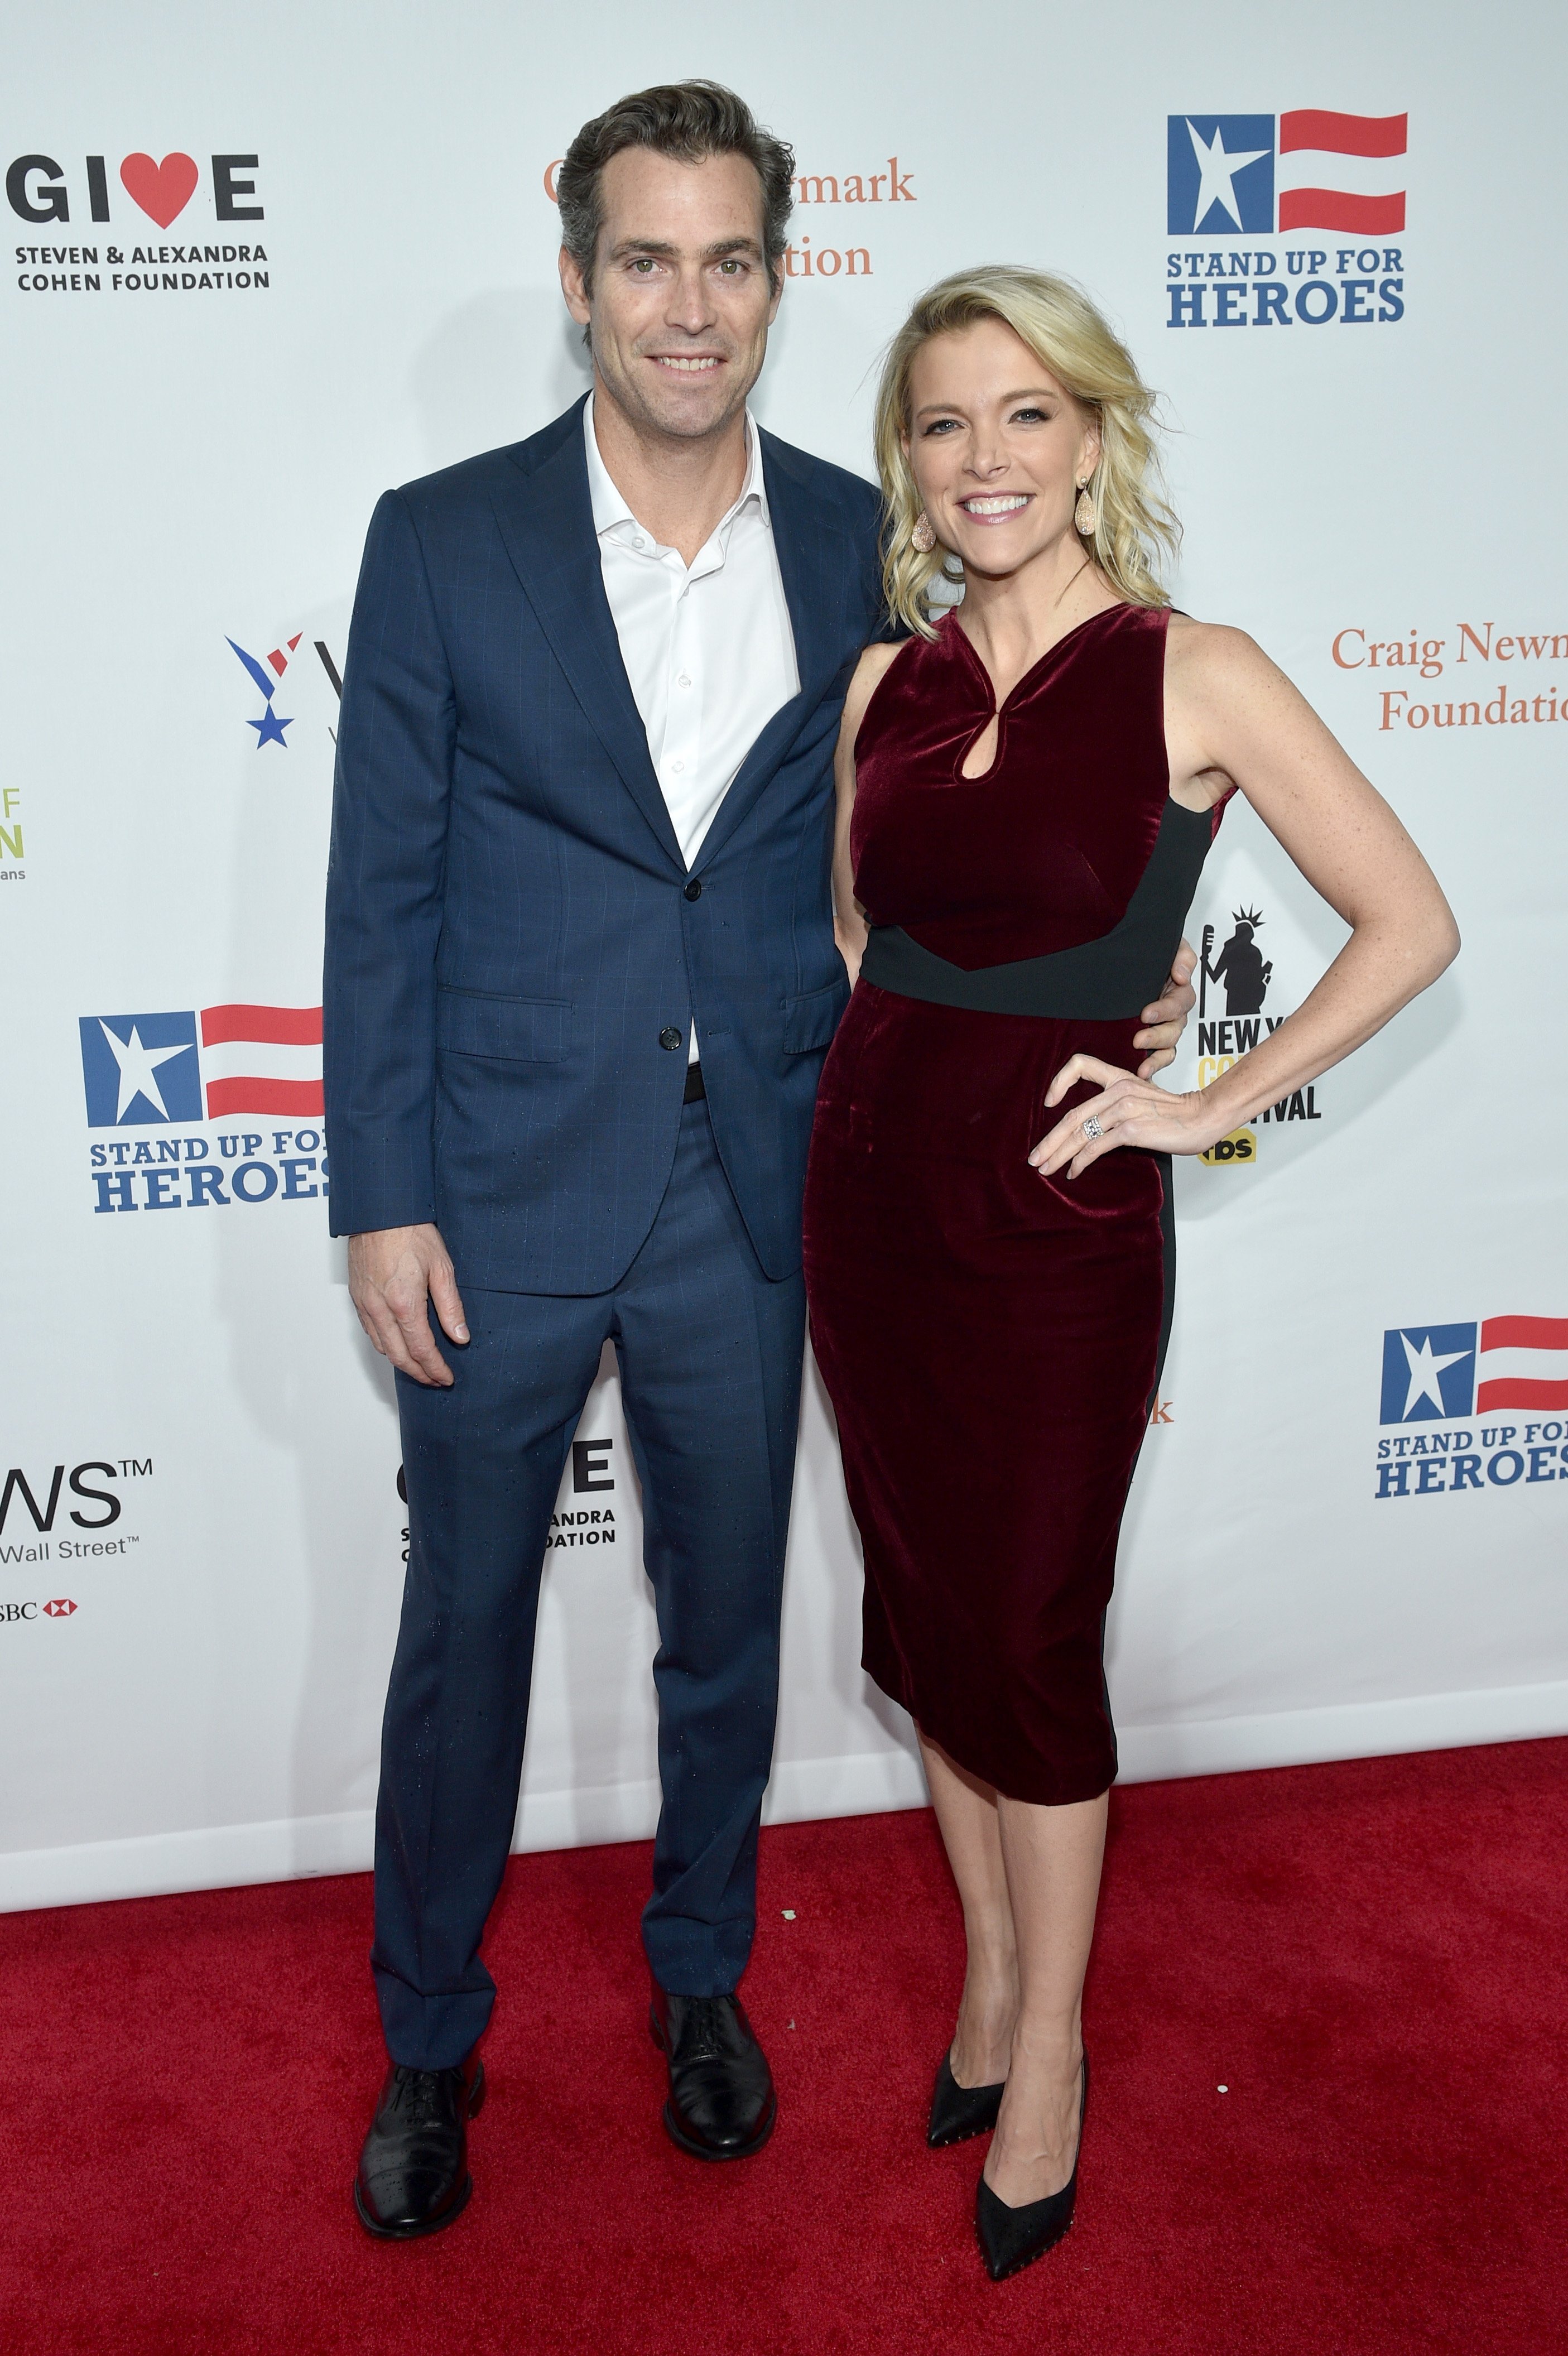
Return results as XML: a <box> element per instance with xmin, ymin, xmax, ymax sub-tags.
<box><xmin>119</xmin><ymin>151</ymin><xmax>198</xmax><ymax>229</ymax></box>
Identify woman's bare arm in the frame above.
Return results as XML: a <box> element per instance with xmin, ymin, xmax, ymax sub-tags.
<box><xmin>1032</xmin><ymin>619</ymin><xmax>1459</xmax><ymax>1177</ymax></box>
<box><xmin>831</xmin><ymin>643</ymin><xmax>904</xmax><ymax>983</ymax></box>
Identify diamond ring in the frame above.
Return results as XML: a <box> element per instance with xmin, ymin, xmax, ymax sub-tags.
<box><xmin>1082</xmin><ymin>1115</ymin><xmax>1104</xmax><ymax>1141</ymax></box>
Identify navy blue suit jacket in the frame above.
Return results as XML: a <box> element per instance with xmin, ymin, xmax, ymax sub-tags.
<box><xmin>323</xmin><ymin>396</ymin><xmax>889</xmax><ymax>1292</ymax></box>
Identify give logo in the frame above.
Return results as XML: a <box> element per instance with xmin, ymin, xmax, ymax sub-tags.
<box><xmin>6</xmin><ymin>151</ymin><xmax>263</xmax><ymax>228</ymax></box>
<box><xmin>118</xmin><ymin>152</ymin><xmax>199</xmax><ymax>228</ymax></box>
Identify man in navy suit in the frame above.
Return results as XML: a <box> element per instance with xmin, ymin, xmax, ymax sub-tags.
<box><xmin>326</xmin><ymin>81</ymin><xmax>1193</xmax><ymax>2238</ymax></box>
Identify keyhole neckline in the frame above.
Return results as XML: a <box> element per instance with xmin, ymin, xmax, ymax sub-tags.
<box><xmin>947</xmin><ymin>602</ymin><xmax>1143</xmax><ymax>786</ymax></box>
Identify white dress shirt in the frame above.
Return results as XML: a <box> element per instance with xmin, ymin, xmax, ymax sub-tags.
<box><xmin>585</xmin><ymin>396</ymin><xmax>800</xmax><ymax>1064</ymax></box>
<box><xmin>585</xmin><ymin>393</ymin><xmax>800</xmax><ymax>861</ymax></box>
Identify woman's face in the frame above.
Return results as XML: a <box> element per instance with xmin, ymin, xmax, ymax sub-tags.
<box><xmin>903</xmin><ymin>317</ymin><xmax>1099</xmax><ymax>580</ymax></box>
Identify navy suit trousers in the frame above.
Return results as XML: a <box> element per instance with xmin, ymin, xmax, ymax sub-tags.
<box><xmin>372</xmin><ymin>1097</ymin><xmax>806</xmax><ymax>2070</ymax></box>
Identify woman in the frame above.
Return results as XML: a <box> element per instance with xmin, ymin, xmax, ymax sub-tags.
<box><xmin>802</xmin><ymin>267</ymin><xmax>1458</xmax><ymax>2282</ymax></box>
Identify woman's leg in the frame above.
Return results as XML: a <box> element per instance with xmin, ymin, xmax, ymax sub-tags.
<box><xmin>983</xmin><ymin>1788</ymin><xmax>1108</xmax><ymax>2204</ymax></box>
<box><xmin>919</xmin><ymin>1732</ymin><xmax>1019</xmax><ymax>2086</ymax></box>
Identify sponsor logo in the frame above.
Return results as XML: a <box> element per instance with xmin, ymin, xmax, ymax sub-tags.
<box><xmin>1329</xmin><ymin>618</ymin><xmax>1568</xmax><ymax>739</ymax></box>
<box><xmin>1374</xmin><ymin>1318</ymin><xmax>1568</xmax><ymax>1498</ymax></box>
<box><xmin>9</xmin><ymin>151</ymin><xmax>267</xmax><ymax>296</ymax></box>
<box><xmin>1194</xmin><ymin>905</ymin><xmax>1321</xmax><ymax>1158</ymax></box>
<box><xmin>541</xmin><ymin>154</ymin><xmax>913</xmax><ymax>284</ymax></box>
<box><xmin>1</xmin><ymin>1598</ymin><xmax>79</xmax><ymax>1624</ymax></box>
<box><xmin>0</xmin><ymin>1456</ymin><xmax>150</xmax><ymax>1562</ymax></box>
<box><xmin>228</xmin><ymin>632</ymin><xmax>343</xmax><ymax>749</ymax></box>
<box><xmin>0</xmin><ymin>782</ymin><xmax>22</xmax><ymax>882</ymax></box>
<box><xmin>1199</xmin><ymin>1127</ymin><xmax>1258</xmax><ymax>1167</ymax></box>
<box><xmin>79</xmin><ymin>1009</ymin><xmax>324</xmax><ymax>1214</ymax></box>
<box><xmin>550</xmin><ymin>1437</ymin><xmax>618</xmax><ymax>1548</ymax></box>
<box><xmin>1165</xmin><ymin>110</ymin><xmax>1406</xmax><ymax>330</ymax></box>
<box><xmin>397</xmin><ymin>1436</ymin><xmax>618</xmax><ymax>1567</ymax></box>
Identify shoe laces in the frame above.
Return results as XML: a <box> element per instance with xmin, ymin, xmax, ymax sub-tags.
<box><xmin>676</xmin><ymin>1996</ymin><xmax>732</xmax><ymax>2062</ymax></box>
<box><xmin>388</xmin><ymin>2064</ymin><xmax>455</xmax><ymax>2126</ymax></box>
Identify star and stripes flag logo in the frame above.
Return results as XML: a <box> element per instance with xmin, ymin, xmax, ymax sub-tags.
<box><xmin>1169</xmin><ymin>112</ymin><xmax>1407</xmax><ymax>236</ymax></box>
<box><xmin>80</xmin><ymin>1006</ymin><xmax>324</xmax><ymax>1126</ymax></box>
<box><xmin>1380</xmin><ymin>1320</ymin><xmax>1568</xmax><ymax>1424</ymax></box>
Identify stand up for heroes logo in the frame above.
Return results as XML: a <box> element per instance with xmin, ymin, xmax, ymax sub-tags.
<box><xmin>1375</xmin><ymin>1318</ymin><xmax>1568</xmax><ymax>1498</ymax></box>
<box><xmin>1165</xmin><ymin>110</ymin><xmax>1406</xmax><ymax>331</ymax></box>
<box><xmin>79</xmin><ymin>1006</ymin><xmax>326</xmax><ymax>1214</ymax></box>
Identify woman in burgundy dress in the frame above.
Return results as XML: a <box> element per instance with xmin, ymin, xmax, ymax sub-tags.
<box><xmin>802</xmin><ymin>267</ymin><xmax>1458</xmax><ymax>2281</ymax></box>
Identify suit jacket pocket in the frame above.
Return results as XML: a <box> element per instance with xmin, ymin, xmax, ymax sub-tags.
<box><xmin>781</xmin><ymin>975</ymin><xmax>851</xmax><ymax>1056</ymax></box>
<box><xmin>436</xmin><ymin>987</ymin><xmax>572</xmax><ymax>1062</ymax></box>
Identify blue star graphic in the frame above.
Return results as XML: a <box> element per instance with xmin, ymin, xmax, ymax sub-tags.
<box><xmin>248</xmin><ymin>704</ymin><xmax>294</xmax><ymax>747</ymax></box>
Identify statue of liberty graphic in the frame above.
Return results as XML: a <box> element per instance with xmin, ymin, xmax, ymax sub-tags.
<box><xmin>1200</xmin><ymin>907</ymin><xmax>1273</xmax><ymax>1017</ymax></box>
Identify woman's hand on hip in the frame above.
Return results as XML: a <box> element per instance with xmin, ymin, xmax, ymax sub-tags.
<box><xmin>1030</xmin><ymin>1055</ymin><xmax>1214</xmax><ymax>1180</ymax></box>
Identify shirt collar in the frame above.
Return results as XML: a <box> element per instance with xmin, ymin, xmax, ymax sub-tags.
<box><xmin>583</xmin><ymin>393</ymin><xmax>770</xmax><ymax>546</ymax></box>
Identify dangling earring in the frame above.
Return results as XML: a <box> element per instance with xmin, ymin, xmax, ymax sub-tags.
<box><xmin>1074</xmin><ymin>480</ymin><xmax>1098</xmax><ymax>536</ymax></box>
<box><xmin>911</xmin><ymin>511</ymin><xmax>936</xmax><ymax>554</ymax></box>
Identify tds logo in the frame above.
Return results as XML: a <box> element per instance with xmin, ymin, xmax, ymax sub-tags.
<box><xmin>1165</xmin><ymin>110</ymin><xmax>1406</xmax><ymax>331</ymax></box>
<box><xmin>1199</xmin><ymin>1130</ymin><xmax>1256</xmax><ymax>1166</ymax></box>
<box><xmin>1374</xmin><ymin>1317</ymin><xmax>1568</xmax><ymax>1499</ymax></box>
<box><xmin>9</xmin><ymin>150</ymin><xmax>267</xmax><ymax>297</ymax></box>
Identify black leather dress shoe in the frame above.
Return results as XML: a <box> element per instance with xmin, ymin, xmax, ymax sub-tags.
<box><xmin>975</xmin><ymin>2051</ymin><xmax>1089</xmax><ymax>2282</ymax></box>
<box><xmin>927</xmin><ymin>2047</ymin><xmax>1006</xmax><ymax>2147</ymax></box>
<box><xmin>649</xmin><ymin>1987</ymin><xmax>776</xmax><ymax>2160</ymax></box>
<box><xmin>353</xmin><ymin>2053</ymin><xmax>486</xmax><ymax>2239</ymax></box>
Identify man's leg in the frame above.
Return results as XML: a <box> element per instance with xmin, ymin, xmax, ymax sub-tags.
<box><xmin>610</xmin><ymin>1095</ymin><xmax>805</xmax><ymax>2152</ymax></box>
<box><xmin>371</xmin><ymin>1285</ymin><xmax>608</xmax><ymax>2073</ymax></box>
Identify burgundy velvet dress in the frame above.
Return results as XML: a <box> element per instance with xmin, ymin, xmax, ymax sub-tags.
<box><xmin>802</xmin><ymin>603</ymin><xmax>1219</xmax><ymax>1805</ymax></box>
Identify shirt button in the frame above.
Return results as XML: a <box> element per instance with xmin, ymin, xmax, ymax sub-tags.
<box><xmin>660</xmin><ymin>1027</ymin><xmax>683</xmax><ymax>1052</ymax></box>
<box><xmin>676</xmin><ymin>673</ymin><xmax>691</xmax><ymax>689</ymax></box>
<box><xmin>684</xmin><ymin>878</ymin><xmax>703</xmax><ymax>901</ymax></box>
<box><xmin>670</xmin><ymin>757</ymin><xmax>685</xmax><ymax>773</ymax></box>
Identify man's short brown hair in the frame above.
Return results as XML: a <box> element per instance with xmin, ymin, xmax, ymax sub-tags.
<box><xmin>556</xmin><ymin>80</ymin><xmax>795</xmax><ymax>295</ymax></box>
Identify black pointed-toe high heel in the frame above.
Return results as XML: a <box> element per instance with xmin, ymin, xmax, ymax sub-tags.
<box><xmin>975</xmin><ymin>2051</ymin><xmax>1089</xmax><ymax>2282</ymax></box>
<box><xmin>926</xmin><ymin>2048</ymin><xmax>1006</xmax><ymax>2148</ymax></box>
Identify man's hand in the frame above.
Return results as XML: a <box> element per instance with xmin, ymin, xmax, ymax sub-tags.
<box><xmin>348</xmin><ymin>1224</ymin><xmax>469</xmax><ymax>1387</ymax></box>
<box><xmin>1133</xmin><ymin>936</ymin><xmax>1199</xmax><ymax>1079</ymax></box>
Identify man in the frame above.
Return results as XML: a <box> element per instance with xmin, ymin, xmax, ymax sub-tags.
<box><xmin>325</xmin><ymin>80</ymin><xmax>1195</xmax><ymax>2239</ymax></box>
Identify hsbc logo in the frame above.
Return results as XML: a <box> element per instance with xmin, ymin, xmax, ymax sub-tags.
<box><xmin>1</xmin><ymin>1598</ymin><xmax>78</xmax><ymax>1623</ymax></box>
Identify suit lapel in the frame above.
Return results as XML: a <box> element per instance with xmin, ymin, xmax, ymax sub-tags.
<box><xmin>692</xmin><ymin>433</ymin><xmax>855</xmax><ymax>869</ymax></box>
<box><xmin>487</xmin><ymin>400</ymin><xmax>685</xmax><ymax>872</ymax></box>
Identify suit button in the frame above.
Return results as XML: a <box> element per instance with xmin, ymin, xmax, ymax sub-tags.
<box><xmin>660</xmin><ymin>1027</ymin><xmax>683</xmax><ymax>1052</ymax></box>
<box><xmin>684</xmin><ymin>878</ymin><xmax>703</xmax><ymax>901</ymax></box>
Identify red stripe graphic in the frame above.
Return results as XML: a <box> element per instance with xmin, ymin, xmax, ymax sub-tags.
<box><xmin>1278</xmin><ymin>109</ymin><xmax>1407</xmax><ymax>157</ymax></box>
<box><xmin>204</xmin><ymin>1077</ymin><xmax>325</xmax><ymax>1118</ymax></box>
<box><xmin>1476</xmin><ymin>1378</ymin><xmax>1568</xmax><ymax>1412</ymax></box>
<box><xmin>1480</xmin><ymin>1314</ymin><xmax>1568</xmax><ymax>1354</ymax></box>
<box><xmin>200</xmin><ymin>1004</ymin><xmax>323</xmax><ymax>1047</ymax></box>
<box><xmin>1278</xmin><ymin>190</ymin><xmax>1406</xmax><ymax>233</ymax></box>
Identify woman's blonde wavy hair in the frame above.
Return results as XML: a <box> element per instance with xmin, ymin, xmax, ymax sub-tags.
<box><xmin>874</xmin><ymin>265</ymin><xmax>1179</xmax><ymax>638</ymax></box>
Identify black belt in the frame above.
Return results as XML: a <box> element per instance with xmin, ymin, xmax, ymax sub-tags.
<box><xmin>683</xmin><ymin>1061</ymin><xmax>706</xmax><ymax>1103</ymax></box>
<box><xmin>858</xmin><ymin>798</ymin><xmax>1212</xmax><ymax>1021</ymax></box>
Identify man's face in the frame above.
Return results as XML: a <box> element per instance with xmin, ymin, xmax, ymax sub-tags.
<box><xmin>560</xmin><ymin>147</ymin><xmax>781</xmax><ymax>443</ymax></box>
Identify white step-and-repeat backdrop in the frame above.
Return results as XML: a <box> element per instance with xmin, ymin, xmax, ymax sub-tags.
<box><xmin>4</xmin><ymin>1</ymin><xmax>1565</xmax><ymax>1910</ymax></box>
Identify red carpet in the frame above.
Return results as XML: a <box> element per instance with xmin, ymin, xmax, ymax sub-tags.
<box><xmin>1</xmin><ymin>1739</ymin><xmax>1562</xmax><ymax>2355</ymax></box>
